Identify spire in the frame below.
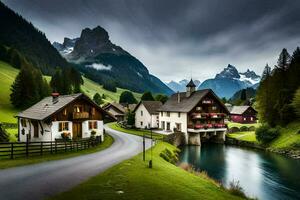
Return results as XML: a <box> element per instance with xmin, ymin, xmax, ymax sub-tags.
<box><xmin>186</xmin><ymin>79</ymin><xmax>196</xmax><ymax>87</ymax></box>
<box><xmin>186</xmin><ymin>79</ymin><xmax>196</xmax><ymax>97</ymax></box>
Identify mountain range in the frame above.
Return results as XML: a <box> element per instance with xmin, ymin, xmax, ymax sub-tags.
<box><xmin>53</xmin><ymin>26</ymin><xmax>173</xmax><ymax>95</ymax></box>
<box><xmin>198</xmin><ymin>64</ymin><xmax>260</xmax><ymax>98</ymax></box>
<box><xmin>167</xmin><ymin>79</ymin><xmax>201</xmax><ymax>92</ymax></box>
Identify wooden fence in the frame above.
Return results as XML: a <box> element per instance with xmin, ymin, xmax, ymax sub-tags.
<box><xmin>0</xmin><ymin>136</ymin><xmax>102</xmax><ymax>159</ymax></box>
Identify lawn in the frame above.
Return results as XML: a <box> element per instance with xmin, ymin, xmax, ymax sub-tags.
<box><xmin>51</xmin><ymin>142</ymin><xmax>244</xmax><ymax>200</ymax></box>
<box><xmin>0</xmin><ymin>134</ymin><xmax>114</xmax><ymax>169</ymax></box>
<box><xmin>0</xmin><ymin>61</ymin><xmax>19</xmax><ymax>123</ymax></box>
<box><xmin>227</xmin><ymin>131</ymin><xmax>257</xmax><ymax>143</ymax></box>
<box><xmin>81</xmin><ymin>77</ymin><xmax>142</xmax><ymax>104</ymax></box>
<box><xmin>269</xmin><ymin>121</ymin><xmax>300</xmax><ymax>150</ymax></box>
<box><xmin>226</xmin><ymin>122</ymin><xmax>260</xmax><ymax>129</ymax></box>
<box><xmin>108</xmin><ymin>122</ymin><xmax>164</xmax><ymax>140</ymax></box>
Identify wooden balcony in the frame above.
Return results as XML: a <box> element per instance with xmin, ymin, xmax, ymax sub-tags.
<box><xmin>73</xmin><ymin>112</ymin><xmax>89</xmax><ymax>119</ymax></box>
<box><xmin>188</xmin><ymin>123</ymin><xmax>227</xmax><ymax>129</ymax></box>
<box><xmin>191</xmin><ymin>113</ymin><xmax>225</xmax><ymax>119</ymax></box>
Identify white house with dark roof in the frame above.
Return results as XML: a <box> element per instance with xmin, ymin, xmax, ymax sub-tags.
<box><xmin>16</xmin><ymin>93</ymin><xmax>115</xmax><ymax>142</ymax></box>
<box><xmin>102</xmin><ymin>102</ymin><xmax>137</xmax><ymax>122</ymax></box>
<box><xmin>158</xmin><ymin>79</ymin><xmax>230</xmax><ymax>145</ymax></box>
<box><xmin>134</xmin><ymin>101</ymin><xmax>162</xmax><ymax>129</ymax></box>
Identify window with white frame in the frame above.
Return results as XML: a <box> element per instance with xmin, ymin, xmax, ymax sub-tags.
<box><xmin>178</xmin><ymin>112</ymin><xmax>181</xmax><ymax>118</ymax></box>
<box><xmin>58</xmin><ymin>122</ymin><xmax>69</xmax><ymax>132</ymax></box>
<box><xmin>141</xmin><ymin>121</ymin><xmax>143</xmax><ymax>126</ymax></box>
<box><xmin>141</xmin><ymin>110</ymin><xmax>143</xmax><ymax>116</ymax></box>
<box><xmin>212</xmin><ymin>106</ymin><xmax>217</xmax><ymax>111</ymax></box>
<box><xmin>161</xmin><ymin>112</ymin><xmax>163</xmax><ymax>117</ymax></box>
<box><xmin>166</xmin><ymin>112</ymin><xmax>170</xmax><ymax>117</ymax></box>
<box><xmin>89</xmin><ymin>121</ymin><xmax>98</xmax><ymax>129</ymax></box>
<box><xmin>20</xmin><ymin>119</ymin><xmax>27</xmax><ymax>127</ymax></box>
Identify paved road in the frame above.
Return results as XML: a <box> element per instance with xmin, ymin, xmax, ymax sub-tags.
<box><xmin>0</xmin><ymin>125</ymin><xmax>151</xmax><ymax>200</ymax></box>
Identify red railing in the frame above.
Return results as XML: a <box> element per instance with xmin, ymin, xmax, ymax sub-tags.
<box><xmin>188</xmin><ymin>123</ymin><xmax>226</xmax><ymax>129</ymax></box>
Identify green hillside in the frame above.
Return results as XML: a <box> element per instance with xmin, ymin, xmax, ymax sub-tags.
<box><xmin>0</xmin><ymin>61</ymin><xmax>141</xmax><ymax>124</ymax></box>
<box><xmin>0</xmin><ymin>61</ymin><xmax>19</xmax><ymax>123</ymax></box>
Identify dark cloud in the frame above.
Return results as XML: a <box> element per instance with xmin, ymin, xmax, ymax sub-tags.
<box><xmin>3</xmin><ymin>0</ymin><xmax>300</xmax><ymax>81</ymax></box>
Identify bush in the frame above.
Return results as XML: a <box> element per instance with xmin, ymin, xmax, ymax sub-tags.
<box><xmin>228</xmin><ymin>180</ymin><xmax>247</xmax><ymax>198</ymax></box>
<box><xmin>240</xmin><ymin>126</ymin><xmax>249</xmax><ymax>132</ymax></box>
<box><xmin>255</xmin><ymin>124</ymin><xmax>280</xmax><ymax>144</ymax></box>
<box><xmin>248</xmin><ymin>126</ymin><xmax>256</xmax><ymax>131</ymax></box>
<box><xmin>159</xmin><ymin>148</ymin><xmax>179</xmax><ymax>164</ymax></box>
<box><xmin>229</xmin><ymin>127</ymin><xmax>240</xmax><ymax>133</ymax></box>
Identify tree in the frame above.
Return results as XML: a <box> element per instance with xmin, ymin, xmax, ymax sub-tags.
<box><xmin>277</xmin><ymin>48</ymin><xmax>291</xmax><ymax>70</ymax></box>
<box><xmin>93</xmin><ymin>93</ymin><xmax>103</xmax><ymax>105</ymax></box>
<box><xmin>0</xmin><ymin>124</ymin><xmax>9</xmax><ymax>142</ymax></box>
<box><xmin>292</xmin><ymin>88</ymin><xmax>300</xmax><ymax>118</ymax></box>
<box><xmin>261</xmin><ymin>64</ymin><xmax>271</xmax><ymax>81</ymax></box>
<box><xmin>141</xmin><ymin>91</ymin><xmax>154</xmax><ymax>101</ymax></box>
<box><xmin>155</xmin><ymin>94</ymin><xmax>168</xmax><ymax>103</ymax></box>
<box><xmin>103</xmin><ymin>81</ymin><xmax>117</xmax><ymax>92</ymax></box>
<box><xmin>10</xmin><ymin>65</ymin><xmax>50</xmax><ymax>108</ymax></box>
<box><xmin>126</xmin><ymin>110</ymin><xmax>135</xmax><ymax>126</ymax></box>
<box><xmin>119</xmin><ymin>91</ymin><xmax>137</xmax><ymax>104</ymax></box>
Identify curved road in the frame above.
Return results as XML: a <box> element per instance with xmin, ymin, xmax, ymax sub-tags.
<box><xmin>0</xmin><ymin>125</ymin><xmax>151</xmax><ymax>200</ymax></box>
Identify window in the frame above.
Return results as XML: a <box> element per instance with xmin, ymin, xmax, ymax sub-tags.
<box><xmin>91</xmin><ymin>107</ymin><xmax>96</xmax><ymax>115</ymax></box>
<box><xmin>212</xmin><ymin>106</ymin><xmax>217</xmax><ymax>111</ymax></box>
<box><xmin>89</xmin><ymin>121</ymin><xmax>98</xmax><ymax>129</ymax></box>
<box><xmin>196</xmin><ymin>106</ymin><xmax>202</xmax><ymax>111</ymax></box>
<box><xmin>176</xmin><ymin>123</ymin><xmax>182</xmax><ymax>132</ymax></box>
<box><xmin>166</xmin><ymin>112</ymin><xmax>170</xmax><ymax>117</ymax></box>
<box><xmin>161</xmin><ymin>121</ymin><xmax>165</xmax><ymax>129</ymax></box>
<box><xmin>250</xmin><ymin>117</ymin><xmax>253</xmax><ymax>121</ymax></box>
<box><xmin>161</xmin><ymin>112</ymin><xmax>163</xmax><ymax>117</ymax></box>
<box><xmin>20</xmin><ymin>119</ymin><xmax>27</xmax><ymax>127</ymax></box>
<box><xmin>178</xmin><ymin>112</ymin><xmax>181</xmax><ymax>118</ymax></box>
<box><xmin>166</xmin><ymin>122</ymin><xmax>171</xmax><ymax>131</ymax></box>
<box><xmin>244</xmin><ymin>118</ymin><xmax>246</xmax><ymax>121</ymax></box>
<box><xmin>141</xmin><ymin>110</ymin><xmax>143</xmax><ymax>116</ymax></box>
<box><xmin>63</xmin><ymin>109</ymin><xmax>67</xmax><ymax>116</ymax></box>
<box><xmin>140</xmin><ymin>121</ymin><xmax>143</xmax><ymax>126</ymax></box>
<box><xmin>74</xmin><ymin>105</ymin><xmax>83</xmax><ymax>113</ymax></box>
<box><xmin>59</xmin><ymin>122</ymin><xmax>69</xmax><ymax>132</ymax></box>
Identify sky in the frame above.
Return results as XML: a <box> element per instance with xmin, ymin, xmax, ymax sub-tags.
<box><xmin>3</xmin><ymin>0</ymin><xmax>300</xmax><ymax>82</ymax></box>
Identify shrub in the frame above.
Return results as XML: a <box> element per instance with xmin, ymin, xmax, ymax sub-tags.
<box><xmin>248</xmin><ymin>126</ymin><xmax>256</xmax><ymax>131</ymax></box>
<box><xmin>159</xmin><ymin>148</ymin><xmax>179</xmax><ymax>164</ymax></box>
<box><xmin>240</xmin><ymin>126</ymin><xmax>249</xmax><ymax>132</ymax></box>
<box><xmin>229</xmin><ymin>127</ymin><xmax>240</xmax><ymax>133</ymax></box>
<box><xmin>228</xmin><ymin>180</ymin><xmax>247</xmax><ymax>198</ymax></box>
<box><xmin>255</xmin><ymin>124</ymin><xmax>280</xmax><ymax>144</ymax></box>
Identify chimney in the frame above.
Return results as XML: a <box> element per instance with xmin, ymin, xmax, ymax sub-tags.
<box><xmin>52</xmin><ymin>92</ymin><xmax>60</xmax><ymax>104</ymax></box>
<box><xmin>177</xmin><ymin>91</ymin><xmax>181</xmax><ymax>103</ymax></box>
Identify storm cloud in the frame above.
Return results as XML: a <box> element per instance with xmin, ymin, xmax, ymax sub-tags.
<box><xmin>3</xmin><ymin>0</ymin><xmax>300</xmax><ymax>82</ymax></box>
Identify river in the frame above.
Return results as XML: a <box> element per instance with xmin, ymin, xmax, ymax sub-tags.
<box><xmin>179</xmin><ymin>144</ymin><xmax>300</xmax><ymax>200</ymax></box>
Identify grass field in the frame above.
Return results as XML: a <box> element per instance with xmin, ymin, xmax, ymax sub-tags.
<box><xmin>108</xmin><ymin>122</ymin><xmax>164</xmax><ymax>140</ymax></box>
<box><xmin>226</xmin><ymin>122</ymin><xmax>260</xmax><ymax>129</ymax></box>
<box><xmin>227</xmin><ymin>131</ymin><xmax>257</xmax><ymax>142</ymax></box>
<box><xmin>0</xmin><ymin>134</ymin><xmax>114</xmax><ymax>169</ymax></box>
<box><xmin>51</xmin><ymin>142</ymin><xmax>244</xmax><ymax>200</ymax></box>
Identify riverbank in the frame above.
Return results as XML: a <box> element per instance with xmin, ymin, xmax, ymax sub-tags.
<box><xmin>51</xmin><ymin>141</ymin><xmax>245</xmax><ymax>200</ymax></box>
<box><xmin>226</xmin><ymin>121</ymin><xmax>300</xmax><ymax>159</ymax></box>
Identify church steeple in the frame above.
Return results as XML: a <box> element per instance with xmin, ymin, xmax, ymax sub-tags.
<box><xmin>186</xmin><ymin>79</ymin><xmax>196</xmax><ymax>97</ymax></box>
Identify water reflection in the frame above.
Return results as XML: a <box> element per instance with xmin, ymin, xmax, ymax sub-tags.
<box><xmin>179</xmin><ymin>144</ymin><xmax>300</xmax><ymax>200</ymax></box>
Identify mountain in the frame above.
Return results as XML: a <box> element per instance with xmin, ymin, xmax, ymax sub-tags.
<box><xmin>198</xmin><ymin>64</ymin><xmax>260</xmax><ymax>98</ymax></box>
<box><xmin>167</xmin><ymin>79</ymin><xmax>201</xmax><ymax>92</ymax></box>
<box><xmin>53</xmin><ymin>26</ymin><xmax>173</xmax><ymax>95</ymax></box>
<box><xmin>53</xmin><ymin>37</ymin><xmax>78</xmax><ymax>56</ymax></box>
<box><xmin>0</xmin><ymin>2</ymin><xmax>70</xmax><ymax>74</ymax></box>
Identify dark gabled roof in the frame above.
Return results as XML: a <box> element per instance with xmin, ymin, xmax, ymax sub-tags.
<box><xmin>134</xmin><ymin>101</ymin><xmax>162</xmax><ymax>115</ymax></box>
<box><xmin>158</xmin><ymin>89</ymin><xmax>229</xmax><ymax>113</ymax></box>
<box><xmin>16</xmin><ymin>93</ymin><xmax>115</xmax><ymax>121</ymax></box>
<box><xmin>103</xmin><ymin>102</ymin><xmax>137</xmax><ymax>114</ymax></box>
<box><xmin>186</xmin><ymin>79</ymin><xmax>196</xmax><ymax>87</ymax></box>
<box><xmin>230</xmin><ymin>106</ymin><xmax>257</xmax><ymax>115</ymax></box>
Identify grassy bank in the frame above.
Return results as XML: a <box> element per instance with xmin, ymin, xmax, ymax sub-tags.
<box><xmin>227</xmin><ymin>131</ymin><xmax>257</xmax><ymax>143</ymax></box>
<box><xmin>108</xmin><ymin>122</ymin><xmax>164</xmax><ymax>140</ymax></box>
<box><xmin>0</xmin><ymin>134</ymin><xmax>114</xmax><ymax>169</ymax></box>
<box><xmin>51</xmin><ymin>142</ymin><xmax>244</xmax><ymax>200</ymax></box>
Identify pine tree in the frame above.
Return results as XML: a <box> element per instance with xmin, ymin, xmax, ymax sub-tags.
<box><xmin>261</xmin><ymin>64</ymin><xmax>271</xmax><ymax>81</ymax></box>
<box><xmin>277</xmin><ymin>48</ymin><xmax>291</xmax><ymax>70</ymax></box>
<box><xmin>292</xmin><ymin>88</ymin><xmax>300</xmax><ymax>118</ymax></box>
<box><xmin>119</xmin><ymin>91</ymin><xmax>137</xmax><ymax>104</ymax></box>
<box><xmin>240</xmin><ymin>89</ymin><xmax>247</xmax><ymax>101</ymax></box>
<box><xmin>93</xmin><ymin>93</ymin><xmax>103</xmax><ymax>105</ymax></box>
<box><xmin>155</xmin><ymin>94</ymin><xmax>168</xmax><ymax>103</ymax></box>
<box><xmin>141</xmin><ymin>91</ymin><xmax>154</xmax><ymax>101</ymax></box>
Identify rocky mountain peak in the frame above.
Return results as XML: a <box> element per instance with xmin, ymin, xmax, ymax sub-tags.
<box><xmin>240</xmin><ymin>69</ymin><xmax>260</xmax><ymax>79</ymax></box>
<box><xmin>215</xmin><ymin>64</ymin><xmax>240</xmax><ymax>79</ymax></box>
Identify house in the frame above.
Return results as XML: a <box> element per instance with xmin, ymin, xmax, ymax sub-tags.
<box><xmin>134</xmin><ymin>101</ymin><xmax>162</xmax><ymax>129</ymax></box>
<box><xmin>229</xmin><ymin>106</ymin><xmax>257</xmax><ymax>123</ymax></box>
<box><xmin>16</xmin><ymin>93</ymin><xmax>115</xmax><ymax>142</ymax></box>
<box><xmin>158</xmin><ymin>79</ymin><xmax>230</xmax><ymax>145</ymax></box>
<box><xmin>103</xmin><ymin>102</ymin><xmax>136</xmax><ymax>121</ymax></box>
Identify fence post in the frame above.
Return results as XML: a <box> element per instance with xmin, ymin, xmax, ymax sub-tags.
<box><xmin>50</xmin><ymin>141</ymin><xmax>53</xmax><ymax>154</ymax></box>
<box><xmin>10</xmin><ymin>143</ymin><xmax>14</xmax><ymax>159</ymax></box>
<box><xmin>64</xmin><ymin>141</ymin><xmax>67</xmax><ymax>152</ymax></box>
<box><xmin>26</xmin><ymin>136</ymin><xmax>29</xmax><ymax>157</ymax></box>
<box><xmin>55</xmin><ymin>140</ymin><xmax>57</xmax><ymax>153</ymax></box>
<box><xmin>40</xmin><ymin>142</ymin><xmax>43</xmax><ymax>156</ymax></box>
